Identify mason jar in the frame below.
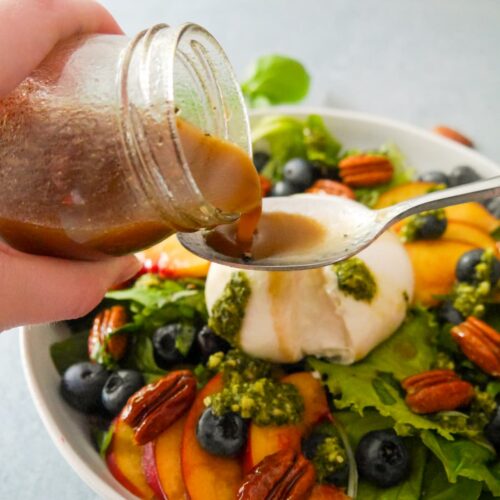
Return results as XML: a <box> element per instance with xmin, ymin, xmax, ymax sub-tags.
<box><xmin>0</xmin><ymin>23</ymin><xmax>258</xmax><ymax>259</ymax></box>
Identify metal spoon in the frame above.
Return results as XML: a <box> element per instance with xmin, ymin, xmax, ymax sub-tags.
<box><xmin>178</xmin><ymin>176</ymin><xmax>500</xmax><ymax>271</ymax></box>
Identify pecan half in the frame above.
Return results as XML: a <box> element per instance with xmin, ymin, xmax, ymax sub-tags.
<box><xmin>305</xmin><ymin>179</ymin><xmax>356</xmax><ymax>199</ymax></box>
<box><xmin>402</xmin><ymin>369</ymin><xmax>475</xmax><ymax>414</ymax></box>
<box><xmin>88</xmin><ymin>306</ymin><xmax>128</xmax><ymax>363</ymax></box>
<box><xmin>237</xmin><ymin>448</ymin><xmax>316</xmax><ymax>500</ymax></box>
<box><xmin>433</xmin><ymin>126</ymin><xmax>474</xmax><ymax>147</ymax></box>
<box><xmin>121</xmin><ymin>370</ymin><xmax>196</xmax><ymax>444</ymax></box>
<box><xmin>451</xmin><ymin>316</ymin><xmax>500</xmax><ymax>377</ymax></box>
<box><xmin>338</xmin><ymin>154</ymin><xmax>394</xmax><ymax>187</ymax></box>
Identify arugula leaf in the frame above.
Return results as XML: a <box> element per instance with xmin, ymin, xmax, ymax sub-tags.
<box><xmin>303</xmin><ymin>114</ymin><xmax>341</xmax><ymax>166</ymax></box>
<box><xmin>309</xmin><ymin>310</ymin><xmax>465</xmax><ymax>438</ymax></box>
<box><xmin>50</xmin><ymin>331</ymin><xmax>89</xmax><ymax>375</ymax></box>
<box><xmin>121</xmin><ymin>335</ymin><xmax>166</xmax><ymax>376</ymax></box>
<box><xmin>421</xmin><ymin>431</ymin><xmax>500</xmax><ymax>496</ymax></box>
<box><xmin>241</xmin><ymin>55</ymin><xmax>310</xmax><ymax>107</ymax></box>
<box><xmin>421</xmin><ymin>454</ymin><xmax>482</xmax><ymax>500</ymax></box>
<box><xmin>174</xmin><ymin>324</ymin><xmax>197</xmax><ymax>356</ymax></box>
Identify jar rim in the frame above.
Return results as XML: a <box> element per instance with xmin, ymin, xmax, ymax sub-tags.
<box><xmin>118</xmin><ymin>23</ymin><xmax>251</xmax><ymax>231</ymax></box>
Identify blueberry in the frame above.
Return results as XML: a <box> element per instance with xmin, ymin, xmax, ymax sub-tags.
<box><xmin>355</xmin><ymin>429</ymin><xmax>410</xmax><ymax>487</ymax></box>
<box><xmin>153</xmin><ymin>323</ymin><xmax>196</xmax><ymax>368</ymax></box>
<box><xmin>270</xmin><ymin>180</ymin><xmax>301</xmax><ymax>197</ymax></box>
<box><xmin>101</xmin><ymin>370</ymin><xmax>144</xmax><ymax>416</ymax></box>
<box><xmin>456</xmin><ymin>249</ymin><xmax>500</xmax><ymax>284</ymax></box>
<box><xmin>61</xmin><ymin>362</ymin><xmax>109</xmax><ymax>414</ymax></box>
<box><xmin>484</xmin><ymin>406</ymin><xmax>500</xmax><ymax>450</ymax></box>
<box><xmin>448</xmin><ymin>166</ymin><xmax>480</xmax><ymax>187</ymax></box>
<box><xmin>438</xmin><ymin>301</ymin><xmax>464</xmax><ymax>325</ymax></box>
<box><xmin>196</xmin><ymin>326</ymin><xmax>231</xmax><ymax>363</ymax></box>
<box><xmin>302</xmin><ymin>433</ymin><xmax>325</xmax><ymax>460</ymax></box>
<box><xmin>415</xmin><ymin>214</ymin><xmax>447</xmax><ymax>239</ymax></box>
<box><xmin>196</xmin><ymin>408</ymin><xmax>247</xmax><ymax>457</ymax></box>
<box><xmin>418</xmin><ymin>171</ymin><xmax>449</xmax><ymax>186</ymax></box>
<box><xmin>283</xmin><ymin>158</ymin><xmax>315</xmax><ymax>190</ymax></box>
<box><xmin>252</xmin><ymin>151</ymin><xmax>270</xmax><ymax>172</ymax></box>
<box><xmin>484</xmin><ymin>197</ymin><xmax>500</xmax><ymax>218</ymax></box>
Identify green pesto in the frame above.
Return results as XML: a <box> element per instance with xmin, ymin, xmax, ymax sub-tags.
<box><xmin>451</xmin><ymin>249</ymin><xmax>499</xmax><ymax>318</ymax></box>
<box><xmin>433</xmin><ymin>351</ymin><xmax>456</xmax><ymax>371</ymax></box>
<box><xmin>333</xmin><ymin>257</ymin><xmax>377</xmax><ymax>302</ymax></box>
<box><xmin>312</xmin><ymin>436</ymin><xmax>347</xmax><ymax>483</ymax></box>
<box><xmin>434</xmin><ymin>390</ymin><xmax>496</xmax><ymax>438</ymax></box>
<box><xmin>204</xmin><ymin>349</ymin><xmax>304</xmax><ymax>426</ymax></box>
<box><xmin>208</xmin><ymin>272</ymin><xmax>251</xmax><ymax>345</ymax></box>
<box><xmin>400</xmin><ymin>208</ymin><xmax>446</xmax><ymax>243</ymax></box>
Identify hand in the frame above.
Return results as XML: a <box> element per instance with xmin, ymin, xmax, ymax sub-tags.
<box><xmin>0</xmin><ymin>0</ymin><xmax>141</xmax><ymax>331</ymax></box>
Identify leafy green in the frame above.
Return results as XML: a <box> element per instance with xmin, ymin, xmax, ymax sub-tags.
<box><xmin>252</xmin><ymin>114</ymin><xmax>342</xmax><ymax>182</ymax></box>
<box><xmin>303</xmin><ymin>114</ymin><xmax>341</xmax><ymax>166</ymax></box>
<box><xmin>91</xmin><ymin>422</ymin><xmax>115</xmax><ymax>458</ymax></box>
<box><xmin>50</xmin><ymin>331</ymin><xmax>89</xmax><ymax>375</ymax></box>
<box><xmin>121</xmin><ymin>335</ymin><xmax>166</xmax><ymax>376</ymax></box>
<box><xmin>491</xmin><ymin>226</ymin><xmax>500</xmax><ymax>241</ymax></box>
<box><xmin>354</xmin><ymin>143</ymin><xmax>414</xmax><ymax>208</ymax></box>
<box><xmin>421</xmin><ymin>454</ymin><xmax>482</xmax><ymax>500</ymax></box>
<box><xmin>309</xmin><ymin>309</ymin><xmax>468</xmax><ymax>438</ymax></box>
<box><xmin>241</xmin><ymin>54</ymin><xmax>310</xmax><ymax>107</ymax></box>
<box><xmin>174</xmin><ymin>323</ymin><xmax>197</xmax><ymax>356</ymax></box>
<box><xmin>421</xmin><ymin>431</ymin><xmax>500</xmax><ymax>496</ymax></box>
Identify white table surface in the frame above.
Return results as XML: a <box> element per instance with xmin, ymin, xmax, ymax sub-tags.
<box><xmin>1</xmin><ymin>0</ymin><xmax>500</xmax><ymax>498</ymax></box>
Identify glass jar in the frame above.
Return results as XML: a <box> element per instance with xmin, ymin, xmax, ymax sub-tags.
<box><xmin>0</xmin><ymin>23</ymin><xmax>257</xmax><ymax>259</ymax></box>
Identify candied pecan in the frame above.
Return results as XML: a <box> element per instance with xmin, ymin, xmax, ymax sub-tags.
<box><xmin>338</xmin><ymin>154</ymin><xmax>393</xmax><ymax>187</ymax></box>
<box><xmin>305</xmin><ymin>179</ymin><xmax>356</xmax><ymax>199</ymax></box>
<box><xmin>433</xmin><ymin>126</ymin><xmax>474</xmax><ymax>147</ymax></box>
<box><xmin>237</xmin><ymin>448</ymin><xmax>316</xmax><ymax>500</ymax></box>
<box><xmin>402</xmin><ymin>369</ymin><xmax>474</xmax><ymax>414</ymax></box>
<box><xmin>121</xmin><ymin>370</ymin><xmax>196</xmax><ymax>444</ymax></box>
<box><xmin>88</xmin><ymin>306</ymin><xmax>128</xmax><ymax>362</ymax></box>
<box><xmin>451</xmin><ymin>316</ymin><xmax>500</xmax><ymax>377</ymax></box>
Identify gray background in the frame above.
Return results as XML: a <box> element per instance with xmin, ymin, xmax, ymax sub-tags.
<box><xmin>1</xmin><ymin>0</ymin><xmax>499</xmax><ymax>498</ymax></box>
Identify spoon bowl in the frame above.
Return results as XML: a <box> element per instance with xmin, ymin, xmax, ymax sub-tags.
<box><xmin>178</xmin><ymin>176</ymin><xmax>500</xmax><ymax>271</ymax></box>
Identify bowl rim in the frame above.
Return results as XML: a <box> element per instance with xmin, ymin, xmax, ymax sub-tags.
<box><xmin>20</xmin><ymin>105</ymin><xmax>500</xmax><ymax>499</ymax></box>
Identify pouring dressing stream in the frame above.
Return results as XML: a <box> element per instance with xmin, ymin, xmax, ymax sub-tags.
<box><xmin>178</xmin><ymin>176</ymin><xmax>500</xmax><ymax>271</ymax></box>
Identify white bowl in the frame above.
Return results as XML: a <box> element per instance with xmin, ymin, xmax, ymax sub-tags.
<box><xmin>20</xmin><ymin>107</ymin><xmax>500</xmax><ymax>499</ymax></box>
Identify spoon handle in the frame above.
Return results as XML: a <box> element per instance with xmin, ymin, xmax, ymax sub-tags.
<box><xmin>377</xmin><ymin>175</ymin><xmax>500</xmax><ymax>225</ymax></box>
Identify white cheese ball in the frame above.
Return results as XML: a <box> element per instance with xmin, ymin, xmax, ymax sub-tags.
<box><xmin>205</xmin><ymin>231</ymin><xmax>413</xmax><ymax>364</ymax></box>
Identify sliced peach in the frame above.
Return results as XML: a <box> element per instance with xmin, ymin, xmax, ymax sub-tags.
<box><xmin>374</xmin><ymin>182</ymin><xmax>437</xmax><ymax>209</ymax></box>
<box><xmin>442</xmin><ymin>221</ymin><xmax>498</xmax><ymax>251</ymax></box>
<box><xmin>181</xmin><ymin>374</ymin><xmax>242</xmax><ymax>500</ymax></box>
<box><xmin>405</xmin><ymin>240</ymin><xmax>475</xmax><ymax>305</ymax></box>
<box><xmin>445</xmin><ymin>202</ymin><xmax>499</xmax><ymax>234</ymax></box>
<box><xmin>143</xmin><ymin>415</ymin><xmax>187</xmax><ymax>500</ymax></box>
<box><xmin>106</xmin><ymin>419</ymin><xmax>155</xmax><ymax>499</ymax></box>
<box><xmin>309</xmin><ymin>484</ymin><xmax>350</xmax><ymax>499</ymax></box>
<box><xmin>245</xmin><ymin>372</ymin><xmax>330</xmax><ymax>472</ymax></box>
<box><xmin>136</xmin><ymin>234</ymin><xmax>210</xmax><ymax>278</ymax></box>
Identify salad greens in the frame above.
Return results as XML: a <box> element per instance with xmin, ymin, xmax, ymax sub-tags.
<box><xmin>241</xmin><ymin>54</ymin><xmax>310</xmax><ymax>107</ymax></box>
<box><xmin>50</xmin><ymin>331</ymin><xmax>89</xmax><ymax>375</ymax></box>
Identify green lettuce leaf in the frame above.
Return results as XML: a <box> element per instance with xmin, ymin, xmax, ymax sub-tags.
<box><xmin>421</xmin><ymin>454</ymin><xmax>482</xmax><ymax>500</ymax></box>
<box><xmin>309</xmin><ymin>309</ymin><xmax>465</xmax><ymax>438</ymax></box>
<box><xmin>121</xmin><ymin>335</ymin><xmax>166</xmax><ymax>376</ymax></box>
<box><xmin>303</xmin><ymin>114</ymin><xmax>341</xmax><ymax>166</ymax></box>
<box><xmin>50</xmin><ymin>331</ymin><xmax>88</xmax><ymax>375</ymax></box>
<box><xmin>91</xmin><ymin>422</ymin><xmax>115</xmax><ymax>458</ymax></box>
<box><xmin>421</xmin><ymin>431</ymin><xmax>500</xmax><ymax>496</ymax></box>
<box><xmin>241</xmin><ymin>55</ymin><xmax>310</xmax><ymax>107</ymax></box>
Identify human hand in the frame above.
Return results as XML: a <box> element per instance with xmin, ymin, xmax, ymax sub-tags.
<box><xmin>0</xmin><ymin>0</ymin><xmax>141</xmax><ymax>331</ymax></box>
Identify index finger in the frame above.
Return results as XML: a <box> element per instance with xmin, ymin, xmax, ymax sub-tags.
<box><xmin>0</xmin><ymin>0</ymin><xmax>122</xmax><ymax>97</ymax></box>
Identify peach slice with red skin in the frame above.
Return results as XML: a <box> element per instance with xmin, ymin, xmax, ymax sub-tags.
<box><xmin>136</xmin><ymin>234</ymin><xmax>210</xmax><ymax>278</ymax></box>
<box><xmin>106</xmin><ymin>419</ymin><xmax>155</xmax><ymax>499</ymax></box>
<box><xmin>143</xmin><ymin>415</ymin><xmax>188</xmax><ymax>500</ymax></box>
<box><xmin>244</xmin><ymin>372</ymin><xmax>330</xmax><ymax>472</ymax></box>
<box><xmin>181</xmin><ymin>374</ymin><xmax>243</xmax><ymax>500</ymax></box>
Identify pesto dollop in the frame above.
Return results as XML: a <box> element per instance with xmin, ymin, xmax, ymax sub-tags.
<box><xmin>333</xmin><ymin>257</ymin><xmax>377</xmax><ymax>302</ymax></box>
<box><xmin>208</xmin><ymin>272</ymin><xmax>251</xmax><ymax>345</ymax></box>
<box><xmin>451</xmin><ymin>248</ymin><xmax>498</xmax><ymax>317</ymax></box>
<box><xmin>312</xmin><ymin>436</ymin><xmax>347</xmax><ymax>483</ymax></box>
<box><xmin>204</xmin><ymin>349</ymin><xmax>304</xmax><ymax>426</ymax></box>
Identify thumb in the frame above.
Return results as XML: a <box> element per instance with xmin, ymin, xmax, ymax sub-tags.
<box><xmin>0</xmin><ymin>245</ymin><xmax>141</xmax><ymax>331</ymax></box>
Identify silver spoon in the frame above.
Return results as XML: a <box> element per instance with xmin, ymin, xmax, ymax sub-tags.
<box><xmin>178</xmin><ymin>176</ymin><xmax>500</xmax><ymax>271</ymax></box>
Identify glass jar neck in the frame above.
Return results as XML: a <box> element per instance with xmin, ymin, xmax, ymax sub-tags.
<box><xmin>117</xmin><ymin>23</ymin><xmax>251</xmax><ymax>231</ymax></box>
